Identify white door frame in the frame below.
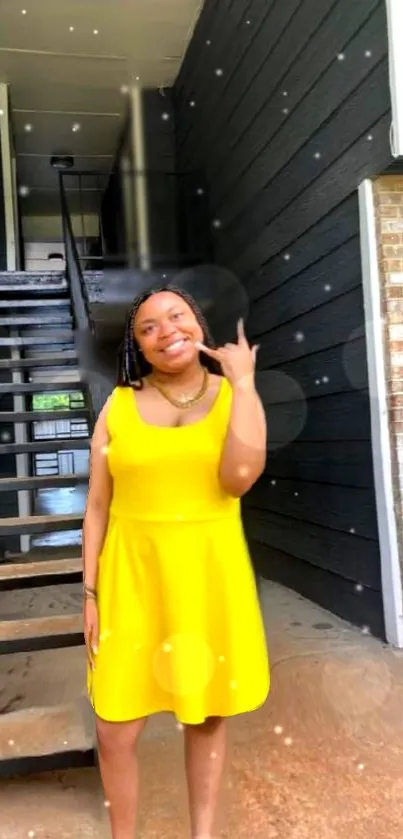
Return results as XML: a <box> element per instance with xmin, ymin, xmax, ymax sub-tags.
<box><xmin>386</xmin><ymin>0</ymin><xmax>403</xmax><ymax>157</ymax></box>
<box><xmin>358</xmin><ymin>178</ymin><xmax>403</xmax><ymax>647</ymax></box>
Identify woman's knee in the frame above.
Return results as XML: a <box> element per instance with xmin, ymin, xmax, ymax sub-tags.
<box><xmin>96</xmin><ymin>715</ymin><xmax>147</xmax><ymax>754</ymax></box>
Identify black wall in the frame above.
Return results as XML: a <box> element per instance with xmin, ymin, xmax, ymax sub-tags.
<box><xmin>174</xmin><ymin>0</ymin><xmax>394</xmax><ymax>638</ymax></box>
<box><xmin>0</xmin><ymin>125</ymin><xmax>6</xmax><ymax>270</ymax></box>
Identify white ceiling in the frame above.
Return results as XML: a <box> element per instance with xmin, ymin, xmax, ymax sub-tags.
<box><xmin>0</xmin><ymin>0</ymin><xmax>202</xmax><ymax>218</ymax></box>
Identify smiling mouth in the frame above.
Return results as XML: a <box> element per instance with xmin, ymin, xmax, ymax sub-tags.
<box><xmin>161</xmin><ymin>338</ymin><xmax>189</xmax><ymax>354</ymax></box>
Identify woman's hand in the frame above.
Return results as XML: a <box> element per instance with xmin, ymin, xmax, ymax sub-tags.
<box><xmin>196</xmin><ymin>319</ymin><xmax>258</xmax><ymax>389</ymax></box>
<box><xmin>83</xmin><ymin>597</ymin><xmax>99</xmax><ymax>671</ymax></box>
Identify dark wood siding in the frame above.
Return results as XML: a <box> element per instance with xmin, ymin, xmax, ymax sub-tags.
<box><xmin>174</xmin><ymin>0</ymin><xmax>394</xmax><ymax>639</ymax></box>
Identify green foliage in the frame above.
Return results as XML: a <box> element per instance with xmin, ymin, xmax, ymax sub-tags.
<box><xmin>32</xmin><ymin>391</ymin><xmax>83</xmax><ymax>410</ymax></box>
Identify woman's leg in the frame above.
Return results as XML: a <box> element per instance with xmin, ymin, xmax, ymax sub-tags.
<box><xmin>184</xmin><ymin>716</ymin><xmax>227</xmax><ymax>839</ymax></box>
<box><xmin>96</xmin><ymin>715</ymin><xmax>147</xmax><ymax>839</ymax></box>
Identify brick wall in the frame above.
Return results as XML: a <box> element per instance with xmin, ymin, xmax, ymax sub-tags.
<box><xmin>373</xmin><ymin>176</ymin><xmax>403</xmax><ymax>557</ymax></box>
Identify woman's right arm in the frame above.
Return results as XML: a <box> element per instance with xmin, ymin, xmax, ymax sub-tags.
<box><xmin>82</xmin><ymin>396</ymin><xmax>113</xmax><ymax>592</ymax></box>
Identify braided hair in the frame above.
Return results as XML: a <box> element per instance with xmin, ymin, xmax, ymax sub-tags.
<box><xmin>116</xmin><ymin>284</ymin><xmax>221</xmax><ymax>388</ymax></box>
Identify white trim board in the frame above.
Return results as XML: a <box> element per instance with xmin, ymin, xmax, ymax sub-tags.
<box><xmin>358</xmin><ymin>179</ymin><xmax>403</xmax><ymax>647</ymax></box>
<box><xmin>386</xmin><ymin>0</ymin><xmax>403</xmax><ymax>157</ymax></box>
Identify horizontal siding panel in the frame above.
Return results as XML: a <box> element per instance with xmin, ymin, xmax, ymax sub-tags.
<box><xmin>264</xmin><ymin>391</ymin><xmax>372</xmax><ymax>443</ymax></box>
<box><xmin>245</xmin><ymin>477</ymin><xmax>378</xmax><ymax>539</ymax></box>
<box><xmin>245</xmin><ymin>510</ymin><xmax>381</xmax><ymax>587</ymax></box>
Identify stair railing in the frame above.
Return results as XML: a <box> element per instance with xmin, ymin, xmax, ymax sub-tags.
<box><xmin>58</xmin><ymin>173</ymin><xmax>112</xmax><ymax>426</ymax></box>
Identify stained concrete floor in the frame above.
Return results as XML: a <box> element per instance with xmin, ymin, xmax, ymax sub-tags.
<box><xmin>1</xmin><ymin>578</ymin><xmax>403</xmax><ymax>839</ymax></box>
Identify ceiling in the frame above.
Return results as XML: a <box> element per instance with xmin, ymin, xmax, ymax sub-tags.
<box><xmin>0</xmin><ymin>0</ymin><xmax>202</xmax><ymax>220</ymax></box>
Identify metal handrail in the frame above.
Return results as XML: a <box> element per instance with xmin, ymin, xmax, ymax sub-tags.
<box><xmin>58</xmin><ymin>172</ymin><xmax>112</xmax><ymax>425</ymax></box>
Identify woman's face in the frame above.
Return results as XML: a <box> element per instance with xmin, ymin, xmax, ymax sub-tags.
<box><xmin>133</xmin><ymin>291</ymin><xmax>204</xmax><ymax>373</ymax></box>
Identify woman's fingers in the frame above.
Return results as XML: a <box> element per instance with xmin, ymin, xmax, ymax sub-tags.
<box><xmin>195</xmin><ymin>342</ymin><xmax>222</xmax><ymax>360</ymax></box>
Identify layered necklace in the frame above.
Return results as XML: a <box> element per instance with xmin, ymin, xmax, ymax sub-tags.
<box><xmin>148</xmin><ymin>367</ymin><xmax>209</xmax><ymax>409</ymax></box>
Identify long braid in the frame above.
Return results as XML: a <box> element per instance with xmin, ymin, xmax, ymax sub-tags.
<box><xmin>116</xmin><ymin>285</ymin><xmax>221</xmax><ymax>388</ymax></box>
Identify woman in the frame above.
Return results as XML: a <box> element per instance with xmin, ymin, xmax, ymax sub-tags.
<box><xmin>83</xmin><ymin>286</ymin><xmax>270</xmax><ymax>839</ymax></box>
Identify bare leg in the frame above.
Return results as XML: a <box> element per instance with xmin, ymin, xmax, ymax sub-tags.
<box><xmin>96</xmin><ymin>715</ymin><xmax>147</xmax><ymax>839</ymax></box>
<box><xmin>184</xmin><ymin>716</ymin><xmax>227</xmax><ymax>839</ymax></box>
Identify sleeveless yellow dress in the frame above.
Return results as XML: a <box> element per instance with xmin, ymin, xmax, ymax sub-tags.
<box><xmin>88</xmin><ymin>378</ymin><xmax>270</xmax><ymax>724</ymax></box>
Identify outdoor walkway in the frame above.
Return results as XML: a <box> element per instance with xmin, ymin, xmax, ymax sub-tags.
<box><xmin>1</xmin><ymin>578</ymin><xmax>403</xmax><ymax>839</ymax></box>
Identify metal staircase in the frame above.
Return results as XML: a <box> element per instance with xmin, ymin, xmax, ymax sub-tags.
<box><xmin>0</xmin><ymin>270</ymin><xmax>95</xmax><ymax>777</ymax></box>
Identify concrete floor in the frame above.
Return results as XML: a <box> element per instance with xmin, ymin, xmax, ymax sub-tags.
<box><xmin>1</xmin><ymin>578</ymin><xmax>403</xmax><ymax>838</ymax></box>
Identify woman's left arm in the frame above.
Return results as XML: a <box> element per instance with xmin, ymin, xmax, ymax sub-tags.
<box><xmin>196</xmin><ymin>320</ymin><xmax>267</xmax><ymax>497</ymax></box>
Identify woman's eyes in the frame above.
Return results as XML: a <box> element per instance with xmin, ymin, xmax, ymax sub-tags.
<box><xmin>171</xmin><ymin>311</ymin><xmax>184</xmax><ymax>320</ymax></box>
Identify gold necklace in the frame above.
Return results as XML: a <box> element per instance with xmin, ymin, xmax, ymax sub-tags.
<box><xmin>149</xmin><ymin>367</ymin><xmax>209</xmax><ymax>409</ymax></box>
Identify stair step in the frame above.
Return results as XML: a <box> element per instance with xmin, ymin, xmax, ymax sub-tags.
<box><xmin>0</xmin><ymin>473</ymin><xmax>88</xmax><ymax>491</ymax></box>
<box><xmin>0</xmin><ymin>408</ymin><xmax>88</xmax><ymax>423</ymax></box>
<box><xmin>0</xmin><ymin>315</ymin><xmax>72</xmax><ymax>327</ymax></box>
<box><xmin>0</xmin><ymin>612</ymin><xmax>83</xmax><ymax>654</ymax></box>
<box><xmin>0</xmin><ymin>556</ymin><xmax>82</xmax><ymax>591</ymax></box>
<box><xmin>0</xmin><ymin>299</ymin><xmax>70</xmax><ymax>309</ymax></box>
<box><xmin>0</xmin><ymin>378</ymin><xmax>83</xmax><ymax>394</ymax></box>
<box><xmin>0</xmin><ymin>513</ymin><xmax>83</xmax><ymax>536</ymax></box>
<box><xmin>0</xmin><ymin>332</ymin><xmax>74</xmax><ymax>347</ymax></box>
<box><xmin>0</xmin><ymin>701</ymin><xmax>95</xmax><ymax>778</ymax></box>
<box><xmin>0</xmin><ymin>438</ymin><xmax>89</xmax><ymax>454</ymax></box>
<box><xmin>0</xmin><ymin>351</ymin><xmax>77</xmax><ymax>370</ymax></box>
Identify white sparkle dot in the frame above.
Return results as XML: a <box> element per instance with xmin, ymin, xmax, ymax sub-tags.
<box><xmin>238</xmin><ymin>465</ymin><xmax>249</xmax><ymax>477</ymax></box>
<box><xmin>63</xmin><ymin>740</ymin><xmax>68</xmax><ymax>745</ymax></box>
<box><xmin>120</xmin><ymin>85</ymin><xmax>129</xmax><ymax>95</ymax></box>
<box><xmin>72</xmin><ymin>122</ymin><xmax>81</xmax><ymax>132</ymax></box>
<box><xmin>206</xmin><ymin>39</ymin><xmax>211</xmax><ymax>45</ymax></box>
<box><xmin>101</xmin><ymin>445</ymin><xmax>109</xmax><ymax>455</ymax></box>
<box><xmin>24</xmin><ymin>123</ymin><xmax>33</xmax><ymax>132</ymax></box>
<box><xmin>246</xmin><ymin>19</ymin><xmax>251</xmax><ymax>25</ymax></box>
<box><xmin>350</xmin><ymin>528</ymin><xmax>356</xmax><ymax>534</ymax></box>
<box><xmin>135</xmin><ymin>76</ymin><xmax>140</xmax><ymax>81</ymax></box>
<box><xmin>271</xmin><ymin>479</ymin><xmax>276</xmax><ymax>486</ymax></box>
<box><xmin>8</xmin><ymin>739</ymin><xmax>15</xmax><ymax>746</ymax></box>
<box><xmin>294</xmin><ymin>331</ymin><xmax>305</xmax><ymax>343</ymax></box>
<box><xmin>161</xmin><ymin>112</ymin><xmax>170</xmax><ymax>121</ymax></box>
<box><xmin>19</xmin><ymin>185</ymin><xmax>30</xmax><ymax>197</ymax></box>
<box><xmin>314</xmin><ymin>152</ymin><xmax>322</xmax><ymax>159</ymax></box>
<box><xmin>176</xmin><ymin>722</ymin><xmax>184</xmax><ymax>731</ymax></box>
<box><xmin>284</xmin><ymin>737</ymin><xmax>293</xmax><ymax>746</ymax></box>
<box><xmin>294</xmin><ymin>492</ymin><xmax>299</xmax><ymax>497</ymax></box>
<box><xmin>274</xmin><ymin>725</ymin><xmax>283</xmax><ymax>735</ymax></box>
<box><xmin>22</xmin><ymin>8</ymin><xmax>27</xmax><ymax>14</ymax></box>
<box><xmin>362</xmin><ymin>626</ymin><xmax>370</xmax><ymax>635</ymax></box>
<box><xmin>162</xmin><ymin>273</ymin><xmax>167</xmax><ymax>278</ymax></box>
<box><xmin>69</xmin><ymin>25</ymin><xmax>74</xmax><ymax>32</ymax></box>
<box><xmin>196</xmin><ymin>187</ymin><xmax>204</xmax><ymax>195</ymax></box>
<box><xmin>104</xmin><ymin>800</ymin><xmax>111</xmax><ymax>808</ymax></box>
<box><xmin>93</xmin><ymin>29</ymin><xmax>99</xmax><ymax>35</ymax></box>
<box><xmin>162</xmin><ymin>642</ymin><xmax>172</xmax><ymax>652</ymax></box>
<box><xmin>282</xmin><ymin>107</ymin><xmax>289</xmax><ymax>115</ymax></box>
<box><xmin>337</xmin><ymin>52</ymin><xmax>345</xmax><ymax>61</ymax></box>
<box><xmin>218</xmin><ymin>655</ymin><xmax>225</xmax><ymax>663</ymax></box>
<box><xmin>282</xmin><ymin>91</ymin><xmax>288</xmax><ymax>97</ymax></box>
<box><xmin>212</xmin><ymin>218</ymin><xmax>222</xmax><ymax>229</ymax></box>
<box><xmin>210</xmin><ymin>751</ymin><xmax>218</xmax><ymax>759</ymax></box>
<box><xmin>230</xmin><ymin>680</ymin><xmax>237</xmax><ymax>690</ymax></box>
<box><xmin>358</xmin><ymin>763</ymin><xmax>365</xmax><ymax>771</ymax></box>
<box><xmin>355</xmin><ymin>583</ymin><xmax>363</xmax><ymax>593</ymax></box>
<box><xmin>28</xmin><ymin>833</ymin><xmax>35</xmax><ymax>838</ymax></box>
<box><xmin>365</xmin><ymin>50</ymin><xmax>372</xmax><ymax>58</ymax></box>
<box><xmin>0</xmin><ymin>109</ymin><xmax>3</xmax><ymax>115</ymax></box>
<box><xmin>283</xmin><ymin>252</ymin><xmax>291</xmax><ymax>261</ymax></box>
<box><xmin>322</xmin><ymin>376</ymin><xmax>329</xmax><ymax>383</ymax></box>
<box><xmin>367</xmin><ymin>134</ymin><xmax>373</xmax><ymax>141</ymax></box>
<box><xmin>315</xmin><ymin>379</ymin><xmax>320</xmax><ymax>385</ymax></box>
<box><xmin>215</xmin><ymin>68</ymin><xmax>224</xmax><ymax>77</ymax></box>
<box><xmin>189</xmin><ymin>100</ymin><xmax>196</xmax><ymax>107</ymax></box>
<box><xmin>324</xmin><ymin>283</ymin><xmax>332</xmax><ymax>291</ymax></box>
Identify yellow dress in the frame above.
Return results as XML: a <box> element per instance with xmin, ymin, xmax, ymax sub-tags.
<box><xmin>88</xmin><ymin>378</ymin><xmax>270</xmax><ymax>724</ymax></box>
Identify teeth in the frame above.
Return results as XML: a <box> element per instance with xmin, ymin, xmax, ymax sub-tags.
<box><xmin>164</xmin><ymin>340</ymin><xmax>185</xmax><ymax>353</ymax></box>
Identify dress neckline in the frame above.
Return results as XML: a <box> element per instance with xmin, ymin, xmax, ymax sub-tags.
<box><xmin>129</xmin><ymin>376</ymin><xmax>225</xmax><ymax>430</ymax></box>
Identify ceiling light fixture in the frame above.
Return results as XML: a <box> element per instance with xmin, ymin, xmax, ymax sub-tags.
<box><xmin>50</xmin><ymin>155</ymin><xmax>74</xmax><ymax>170</ymax></box>
<box><xmin>24</xmin><ymin>123</ymin><xmax>32</xmax><ymax>132</ymax></box>
<box><xmin>72</xmin><ymin>122</ymin><xmax>81</xmax><ymax>132</ymax></box>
